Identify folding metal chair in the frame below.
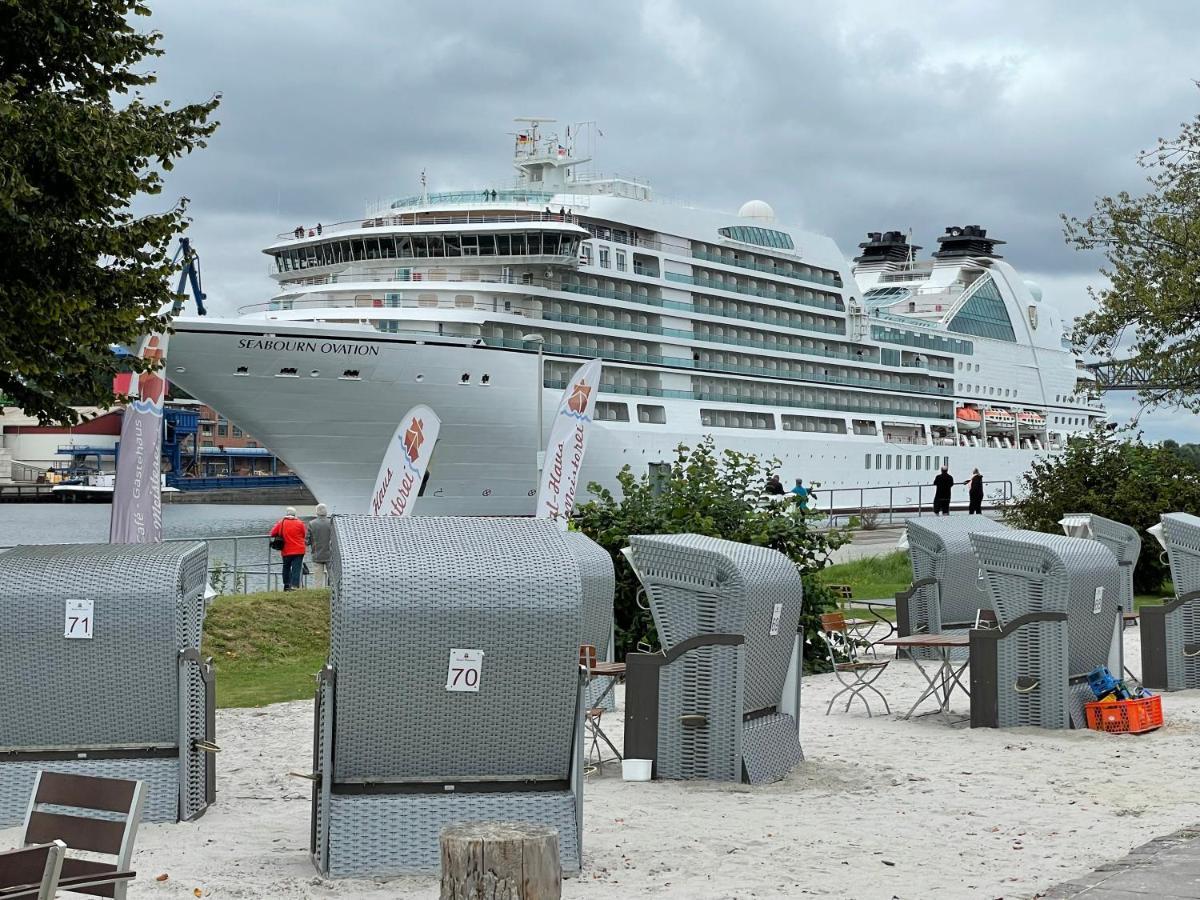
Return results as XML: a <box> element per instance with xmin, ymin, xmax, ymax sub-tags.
<box><xmin>580</xmin><ymin>644</ymin><xmax>623</xmax><ymax>771</ymax></box>
<box><xmin>819</xmin><ymin>613</ymin><xmax>891</xmax><ymax>716</ymax></box>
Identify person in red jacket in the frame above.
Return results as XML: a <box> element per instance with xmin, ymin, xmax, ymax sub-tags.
<box><xmin>270</xmin><ymin>507</ymin><xmax>308</xmax><ymax>591</ymax></box>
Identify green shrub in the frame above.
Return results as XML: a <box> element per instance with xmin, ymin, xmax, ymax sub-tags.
<box><xmin>1004</xmin><ymin>429</ymin><xmax>1200</xmax><ymax>593</ymax></box>
<box><xmin>574</xmin><ymin>437</ymin><xmax>848</xmax><ymax>672</ymax></box>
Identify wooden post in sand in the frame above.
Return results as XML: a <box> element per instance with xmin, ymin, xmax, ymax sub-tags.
<box><xmin>439</xmin><ymin>821</ymin><xmax>561</xmax><ymax>900</ymax></box>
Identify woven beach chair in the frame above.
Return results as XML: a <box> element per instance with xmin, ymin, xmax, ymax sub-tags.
<box><xmin>818</xmin><ymin>612</ymin><xmax>890</xmax><ymax>716</ymax></box>
<box><xmin>968</xmin><ymin>530</ymin><xmax>1120</xmax><ymax>729</ymax></box>
<box><xmin>898</xmin><ymin>517</ymin><xmax>1007</xmax><ymax>660</ymax></box>
<box><xmin>1142</xmin><ymin>512</ymin><xmax>1200</xmax><ymax>690</ymax></box>
<box><xmin>19</xmin><ymin>772</ymin><xmax>142</xmax><ymax>900</ymax></box>
<box><xmin>0</xmin><ymin>543</ymin><xmax>215</xmax><ymax>827</ymax></box>
<box><xmin>623</xmin><ymin>534</ymin><xmax>804</xmax><ymax>784</ymax></box>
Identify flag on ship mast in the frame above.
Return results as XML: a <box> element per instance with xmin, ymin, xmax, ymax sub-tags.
<box><xmin>109</xmin><ymin>332</ymin><xmax>169</xmax><ymax>543</ymax></box>
<box><xmin>369</xmin><ymin>404</ymin><xmax>441</xmax><ymax>517</ymax></box>
<box><xmin>535</xmin><ymin>358</ymin><xmax>603</xmax><ymax>529</ymax></box>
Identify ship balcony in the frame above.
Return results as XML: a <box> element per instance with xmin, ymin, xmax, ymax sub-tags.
<box><xmin>272</xmin><ymin>209</ymin><xmax>588</xmax><ymax>242</ymax></box>
<box><xmin>664</xmin><ymin>271</ymin><xmax>845</xmax><ymax>313</ymax></box>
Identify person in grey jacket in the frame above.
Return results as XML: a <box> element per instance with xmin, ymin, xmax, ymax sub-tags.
<box><xmin>306</xmin><ymin>503</ymin><xmax>332</xmax><ymax>588</ymax></box>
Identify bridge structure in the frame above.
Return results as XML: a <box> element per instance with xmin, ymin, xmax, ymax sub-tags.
<box><xmin>1085</xmin><ymin>358</ymin><xmax>1177</xmax><ymax>392</ymax></box>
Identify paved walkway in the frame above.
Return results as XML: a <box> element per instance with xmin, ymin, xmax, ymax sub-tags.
<box><xmin>1043</xmin><ymin>826</ymin><xmax>1200</xmax><ymax>898</ymax></box>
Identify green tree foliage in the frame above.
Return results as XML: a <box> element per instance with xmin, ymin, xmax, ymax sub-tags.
<box><xmin>574</xmin><ymin>437</ymin><xmax>848</xmax><ymax>672</ymax></box>
<box><xmin>1005</xmin><ymin>429</ymin><xmax>1200</xmax><ymax>593</ymax></box>
<box><xmin>1162</xmin><ymin>439</ymin><xmax>1200</xmax><ymax>470</ymax></box>
<box><xmin>1065</xmin><ymin>102</ymin><xmax>1200</xmax><ymax>408</ymax></box>
<box><xmin>0</xmin><ymin>1</ymin><xmax>219</xmax><ymax>424</ymax></box>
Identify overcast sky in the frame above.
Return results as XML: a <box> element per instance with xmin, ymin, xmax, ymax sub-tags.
<box><xmin>136</xmin><ymin>0</ymin><xmax>1199</xmax><ymax>439</ymax></box>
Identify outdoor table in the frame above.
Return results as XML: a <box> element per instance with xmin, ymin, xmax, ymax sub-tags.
<box><xmin>880</xmin><ymin>633</ymin><xmax>971</xmax><ymax>719</ymax></box>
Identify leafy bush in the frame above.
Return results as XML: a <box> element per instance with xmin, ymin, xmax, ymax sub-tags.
<box><xmin>574</xmin><ymin>437</ymin><xmax>848</xmax><ymax>672</ymax></box>
<box><xmin>1004</xmin><ymin>429</ymin><xmax>1200</xmax><ymax>593</ymax></box>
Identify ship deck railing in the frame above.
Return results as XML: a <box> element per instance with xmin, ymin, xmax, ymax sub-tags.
<box><xmin>274</xmin><ymin>210</ymin><xmax>588</xmax><ymax>241</ymax></box>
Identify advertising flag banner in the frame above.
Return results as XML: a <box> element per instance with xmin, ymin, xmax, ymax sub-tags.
<box><xmin>109</xmin><ymin>333</ymin><xmax>169</xmax><ymax>543</ymax></box>
<box><xmin>369</xmin><ymin>404</ymin><xmax>441</xmax><ymax>517</ymax></box>
<box><xmin>535</xmin><ymin>358</ymin><xmax>603</xmax><ymax>528</ymax></box>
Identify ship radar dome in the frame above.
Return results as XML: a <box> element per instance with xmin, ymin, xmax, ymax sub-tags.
<box><xmin>738</xmin><ymin>199</ymin><xmax>775</xmax><ymax>221</ymax></box>
<box><xmin>1024</xmin><ymin>281</ymin><xmax>1043</xmax><ymax>303</ymax></box>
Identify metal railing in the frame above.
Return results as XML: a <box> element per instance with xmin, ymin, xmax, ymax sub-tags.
<box><xmin>665</xmin><ymin>272</ymin><xmax>846</xmax><ymax>313</ymax></box>
<box><xmin>274</xmin><ymin>210</ymin><xmax>588</xmax><ymax>241</ymax></box>
<box><xmin>818</xmin><ymin>479</ymin><xmax>1015</xmax><ymax>528</ymax></box>
<box><xmin>690</xmin><ymin>249</ymin><xmax>843</xmax><ymax>289</ymax></box>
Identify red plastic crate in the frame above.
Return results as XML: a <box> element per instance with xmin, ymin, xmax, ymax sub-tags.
<box><xmin>1084</xmin><ymin>694</ymin><xmax>1163</xmax><ymax>734</ymax></box>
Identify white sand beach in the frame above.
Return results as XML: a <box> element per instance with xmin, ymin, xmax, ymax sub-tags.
<box><xmin>8</xmin><ymin>628</ymin><xmax>1198</xmax><ymax>900</ymax></box>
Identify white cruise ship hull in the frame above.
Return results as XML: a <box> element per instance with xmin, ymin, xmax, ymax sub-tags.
<box><xmin>168</xmin><ymin>318</ymin><xmax>1043</xmax><ymax>516</ymax></box>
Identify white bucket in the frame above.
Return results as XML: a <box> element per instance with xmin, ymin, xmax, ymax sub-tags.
<box><xmin>622</xmin><ymin>758</ymin><xmax>652</xmax><ymax>782</ymax></box>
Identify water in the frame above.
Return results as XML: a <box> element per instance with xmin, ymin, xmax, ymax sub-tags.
<box><xmin>0</xmin><ymin>504</ymin><xmax>299</xmax><ymax>593</ymax></box>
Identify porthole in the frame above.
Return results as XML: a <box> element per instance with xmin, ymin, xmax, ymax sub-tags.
<box><xmin>235</xmin><ymin>366</ymin><xmax>249</xmax><ymax>376</ymax></box>
<box><xmin>460</xmin><ymin>373</ymin><xmax>471</xmax><ymax>384</ymax></box>
<box><xmin>174</xmin><ymin>366</ymin><xmax>187</xmax><ymax>374</ymax></box>
<box><xmin>481</xmin><ymin>374</ymin><xmax>491</xmax><ymax>385</ymax></box>
<box><xmin>415</xmin><ymin>373</ymin><xmax>425</xmax><ymax>382</ymax></box>
<box><xmin>310</xmin><ymin>370</ymin><xmax>320</xmax><ymax>378</ymax></box>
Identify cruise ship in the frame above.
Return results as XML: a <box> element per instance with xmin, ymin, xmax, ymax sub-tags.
<box><xmin>166</xmin><ymin>120</ymin><xmax>1105</xmax><ymax>515</ymax></box>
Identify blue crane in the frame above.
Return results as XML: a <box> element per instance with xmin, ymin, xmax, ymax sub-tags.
<box><xmin>170</xmin><ymin>237</ymin><xmax>207</xmax><ymax>316</ymax></box>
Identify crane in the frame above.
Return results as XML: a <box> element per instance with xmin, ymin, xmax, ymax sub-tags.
<box><xmin>170</xmin><ymin>237</ymin><xmax>207</xmax><ymax>316</ymax></box>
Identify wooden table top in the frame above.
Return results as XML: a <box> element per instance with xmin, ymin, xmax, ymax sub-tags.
<box><xmin>881</xmin><ymin>633</ymin><xmax>971</xmax><ymax>648</ymax></box>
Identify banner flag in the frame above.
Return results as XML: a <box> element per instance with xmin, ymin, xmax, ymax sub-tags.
<box><xmin>369</xmin><ymin>404</ymin><xmax>441</xmax><ymax>517</ymax></box>
<box><xmin>535</xmin><ymin>358</ymin><xmax>603</xmax><ymax>528</ymax></box>
<box><xmin>109</xmin><ymin>333</ymin><xmax>169</xmax><ymax>543</ymax></box>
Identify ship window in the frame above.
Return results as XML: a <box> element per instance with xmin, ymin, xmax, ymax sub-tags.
<box><xmin>235</xmin><ymin>366</ymin><xmax>248</xmax><ymax>376</ymax></box>
<box><xmin>277</xmin><ymin>367</ymin><xmax>298</xmax><ymax>377</ymax></box>
<box><xmin>865</xmin><ymin>453</ymin><xmax>871</xmax><ymax>469</ymax></box>
<box><xmin>596</xmin><ymin>401</ymin><xmax>630</xmax><ymax>422</ymax></box>
<box><xmin>943</xmin><ymin>456</ymin><xmax>950</xmax><ymax>467</ymax></box>
<box><xmin>916</xmin><ymin>456</ymin><xmax>923</xmax><ymax>470</ymax></box>
<box><xmin>481</xmin><ymin>374</ymin><xmax>491</xmax><ymax>385</ymax></box>
<box><xmin>906</xmin><ymin>455</ymin><xmax>912</xmax><ymax>470</ymax></box>
<box><xmin>340</xmin><ymin>370</ymin><xmax>360</xmax><ymax>379</ymax></box>
<box><xmin>616</xmin><ymin>250</ymin><xmax>626</xmax><ymax>272</ymax></box>
<box><xmin>717</xmin><ymin>225</ymin><xmax>795</xmax><ymax>250</ymax></box>
<box><xmin>637</xmin><ymin>404</ymin><xmax>665</xmax><ymax>424</ymax></box>
<box><xmin>875</xmin><ymin>454</ymin><xmax>882</xmax><ymax>469</ymax></box>
<box><xmin>599</xmin><ymin>247</ymin><xmax>610</xmax><ymax>269</ymax></box>
<box><xmin>886</xmin><ymin>455</ymin><xmax>892</xmax><ymax>470</ymax></box>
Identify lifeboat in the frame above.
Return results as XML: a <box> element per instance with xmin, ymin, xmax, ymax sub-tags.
<box><xmin>984</xmin><ymin>408</ymin><xmax>1016</xmax><ymax>427</ymax></box>
<box><xmin>1018</xmin><ymin>411</ymin><xmax>1046</xmax><ymax>427</ymax></box>
<box><xmin>955</xmin><ymin>407</ymin><xmax>982</xmax><ymax>429</ymax></box>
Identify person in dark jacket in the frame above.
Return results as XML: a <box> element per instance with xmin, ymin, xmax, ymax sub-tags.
<box><xmin>965</xmin><ymin>468</ymin><xmax>984</xmax><ymax>515</ymax></box>
<box><xmin>306</xmin><ymin>503</ymin><xmax>332</xmax><ymax>587</ymax></box>
<box><xmin>270</xmin><ymin>507</ymin><xmax>308</xmax><ymax>591</ymax></box>
<box><xmin>765</xmin><ymin>474</ymin><xmax>785</xmax><ymax>496</ymax></box>
<box><xmin>932</xmin><ymin>465</ymin><xmax>955</xmax><ymax>515</ymax></box>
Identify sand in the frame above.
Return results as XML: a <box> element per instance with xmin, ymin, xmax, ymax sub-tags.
<box><xmin>8</xmin><ymin>628</ymin><xmax>1200</xmax><ymax>900</ymax></box>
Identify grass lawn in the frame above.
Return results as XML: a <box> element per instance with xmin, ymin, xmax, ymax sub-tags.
<box><xmin>203</xmin><ymin>588</ymin><xmax>329</xmax><ymax>708</ymax></box>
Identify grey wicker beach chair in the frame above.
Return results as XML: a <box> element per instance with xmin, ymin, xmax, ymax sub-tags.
<box><xmin>897</xmin><ymin>517</ymin><xmax>1007</xmax><ymax>659</ymax></box>
<box><xmin>1141</xmin><ymin>512</ymin><xmax>1200</xmax><ymax>690</ymax></box>
<box><xmin>310</xmin><ymin>516</ymin><xmax>592</xmax><ymax>878</ymax></box>
<box><xmin>622</xmin><ymin>534</ymin><xmax>803</xmax><ymax>784</ymax></box>
<box><xmin>0</xmin><ymin>543</ymin><xmax>214</xmax><ymax>826</ymax></box>
<box><xmin>968</xmin><ymin>530</ymin><xmax>1120</xmax><ymax>728</ymax></box>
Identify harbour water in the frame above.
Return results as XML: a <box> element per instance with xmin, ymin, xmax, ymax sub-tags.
<box><xmin>0</xmin><ymin>503</ymin><xmax>305</xmax><ymax>593</ymax></box>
